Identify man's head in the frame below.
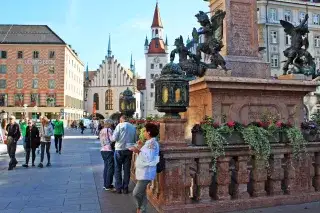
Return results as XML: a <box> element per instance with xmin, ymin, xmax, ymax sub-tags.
<box><xmin>28</xmin><ymin>120</ymin><xmax>33</xmax><ymax>127</ymax></box>
<box><xmin>9</xmin><ymin>115</ymin><xmax>16</xmax><ymax>124</ymax></box>
<box><xmin>119</xmin><ymin>115</ymin><xmax>128</xmax><ymax>123</ymax></box>
<box><xmin>56</xmin><ymin>116</ymin><xmax>60</xmax><ymax>121</ymax></box>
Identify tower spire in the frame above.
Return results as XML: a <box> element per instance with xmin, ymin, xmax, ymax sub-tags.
<box><xmin>151</xmin><ymin>2</ymin><xmax>163</xmax><ymax>28</ymax></box>
<box><xmin>130</xmin><ymin>53</ymin><xmax>134</xmax><ymax>70</ymax></box>
<box><xmin>108</xmin><ymin>34</ymin><xmax>112</xmax><ymax>57</ymax></box>
<box><xmin>85</xmin><ymin>63</ymin><xmax>89</xmax><ymax>80</ymax></box>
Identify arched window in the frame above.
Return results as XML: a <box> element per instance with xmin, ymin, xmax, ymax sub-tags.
<box><xmin>105</xmin><ymin>89</ymin><xmax>113</xmax><ymax>110</ymax></box>
<box><xmin>155</xmin><ymin>29</ymin><xmax>159</xmax><ymax>35</ymax></box>
<box><xmin>93</xmin><ymin>93</ymin><xmax>99</xmax><ymax>110</ymax></box>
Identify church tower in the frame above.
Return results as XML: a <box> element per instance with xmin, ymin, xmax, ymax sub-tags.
<box><xmin>144</xmin><ymin>2</ymin><xmax>168</xmax><ymax>118</ymax></box>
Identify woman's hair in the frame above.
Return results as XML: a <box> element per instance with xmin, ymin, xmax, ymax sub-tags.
<box><xmin>104</xmin><ymin>119</ymin><xmax>113</xmax><ymax>128</ymax></box>
<box><xmin>41</xmin><ymin>116</ymin><xmax>49</xmax><ymax>125</ymax></box>
<box><xmin>145</xmin><ymin>123</ymin><xmax>159</xmax><ymax>138</ymax></box>
<box><xmin>1</xmin><ymin>119</ymin><xmax>7</xmax><ymax>129</ymax></box>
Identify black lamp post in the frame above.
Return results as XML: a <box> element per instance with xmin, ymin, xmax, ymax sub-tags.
<box><xmin>119</xmin><ymin>87</ymin><xmax>136</xmax><ymax>118</ymax></box>
<box><xmin>155</xmin><ymin>62</ymin><xmax>189</xmax><ymax>119</ymax></box>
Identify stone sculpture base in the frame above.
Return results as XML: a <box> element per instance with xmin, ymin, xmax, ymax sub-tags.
<box><xmin>278</xmin><ymin>74</ymin><xmax>312</xmax><ymax>81</ymax></box>
<box><xmin>182</xmin><ymin>76</ymin><xmax>318</xmax><ymax>139</ymax></box>
<box><xmin>205</xmin><ymin>68</ymin><xmax>232</xmax><ymax>77</ymax></box>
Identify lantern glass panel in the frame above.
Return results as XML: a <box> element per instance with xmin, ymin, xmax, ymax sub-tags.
<box><xmin>121</xmin><ymin>101</ymin><xmax>125</xmax><ymax>110</ymax></box>
<box><xmin>175</xmin><ymin>88</ymin><xmax>181</xmax><ymax>102</ymax></box>
<box><xmin>162</xmin><ymin>86</ymin><xmax>169</xmax><ymax>103</ymax></box>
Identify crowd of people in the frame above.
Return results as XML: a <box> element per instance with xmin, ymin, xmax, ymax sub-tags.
<box><xmin>1</xmin><ymin>114</ymin><xmax>160</xmax><ymax>213</ymax></box>
<box><xmin>1</xmin><ymin>115</ymin><xmax>65</xmax><ymax>170</ymax></box>
<box><xmin>99</xmin><ymin>115</ymin><xmax>160</xmax><ymax>213</ymax></box>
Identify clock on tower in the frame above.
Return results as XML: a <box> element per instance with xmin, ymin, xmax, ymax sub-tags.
<box><xmin>153</xmin><ymin>57</ymin><xmax>160</xmax><ymax>64</ymax></box>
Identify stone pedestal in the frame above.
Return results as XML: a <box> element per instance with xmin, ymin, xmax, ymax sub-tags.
<box><xmin>208</xmin><ymin>0</ymin><xmax>270</xmax><ymax>79</ymax></box>
<box><xmin>159</xmin><ymin>118</ymin><xmax>187</xmax><ymax>147</ymax></box>
<box><xmin>183</xmin><ymin>76</ymin><xmax>318</xmax><ymax>139</ymax></box>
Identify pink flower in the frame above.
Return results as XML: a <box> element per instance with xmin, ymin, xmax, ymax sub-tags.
<box><xmin>227</xmin><ymin>121</ymin><xmax>235</xmax><ymax>127</ymax></box>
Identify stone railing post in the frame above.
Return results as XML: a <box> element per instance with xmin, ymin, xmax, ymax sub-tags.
<box><xmin>216</xmin><ymin>157</ymin><xmax>231</xmax><ymax>200</ymax></box>
<box><xmin>252</xmin><ymin>158</ymin><xmax>267</xmax><ymax>197</ymax></box>
<box><xmin>159</xmin><ymin>118</ymin><xmax>187</xmax><ymax>147</ymax></box>
<box><xmin>283</xmin><ymin>154</ymin><xmax>297</xmax><ymax>195</ymax></box>
<box><xmin>267</xmin><ymin>154</ymin><xmax>284</xmax><ymax>196</ymax></box>
<box><xmin>197</xmin><ymin>158</ymin><xmax>212</xmax><ymax>202</ymax></box>
<box><xmin>234</xmin><ymin>156</ymin><xmax>250</xmax><ymax>199</ymax></box>
<box><xmin>315</xmin><ymin>152</ymin><xmax>320</xmax><ymax>191</ymax></box>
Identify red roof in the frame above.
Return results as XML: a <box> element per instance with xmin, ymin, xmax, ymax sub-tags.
<box><xmin>151</xmin><ymin>3</ymin><xmax>163</xmax><ymax>28</ymax></box>
<box><xmin>148</xmin><ymin>38</ymin><xmax>166</xmax><ymax>54</ymax></box>
<box><xmin>137</xmin><ymin>79</ymin><xmax>146</xmax><ymax>91</ymax></box>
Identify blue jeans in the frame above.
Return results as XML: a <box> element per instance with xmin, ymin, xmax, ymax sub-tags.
<box><xmin>114</xmin><ymin>150</ymin><xmax>133</xmax><ymax>191</ymax></box>
<box><xmin>101</xmin><ymin>151</ymin><xmax>114</xmax><ymax>188</ymax></box>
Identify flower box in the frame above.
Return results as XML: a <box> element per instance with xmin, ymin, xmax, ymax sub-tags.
<box><xmin>268</xmin><ymin>132</ymin><xmax>280</xmax><ymax>143</ymax></box>
<box><xmin>302</xmin><ymin>129</ymin><xmax>317</xmax><ymax>142</ymax></box>
<box><xmin>222</xmin><ymin>131</ymin><xmax>243</xmax><ymax>144</ymax></box>
<box><xmin>279</xmin><ymin>131</ymin><xmax>289</xmax><ymax>143</ymax></box>
<box><xmin>191</xmin><ymin>124</ymin><xmax>206</xmax><ymax>146</ymax></box>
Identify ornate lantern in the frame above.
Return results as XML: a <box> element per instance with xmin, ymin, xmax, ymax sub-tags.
<box><xmin>119</xmin><ymin>87</ymin><xmax>136</xmax><ymax>118</ymax></box>
<box><xmin>155</xmin><ymin>63</ymin><xmax>189</xmax><ymax>118</ymax></box>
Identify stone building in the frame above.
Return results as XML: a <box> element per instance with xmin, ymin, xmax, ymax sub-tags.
<box><xmin>257</xmin><ymin>0</ymin><xmax>320</xmax><ymax>117</ymax></box>
<box><xmin>144</xmin><ymin>2</ymin><xmax>169</xmax><ymax>118</ymax></box>
<box><xmin>0</xmin><ymin>25</ymin><xmax>84</xmax><ymax>124</ymax></box>
<box><xmin>257</xmin><ymin>0</ymin><xmax>320</xmax><ymax>77</ymax></box>
<box><xmin>84</xmin><ymin>35</ymin><xmax>138</xmax><ymax>119</ymax></box>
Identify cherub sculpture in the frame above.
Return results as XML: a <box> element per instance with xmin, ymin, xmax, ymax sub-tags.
<box><xmin>170</xmin><ymin>36</ymin><xmax>207</xmax><ymax>80</ymax></box>
<box><xmin>192</xmin><ymin>10</ymin><xmax>227</xmax><ymax>70</ymax></box>
<box><xmin>280</xmin><ymin>14</ymin><xmax>316</xmax><ymax>77</ymax></box>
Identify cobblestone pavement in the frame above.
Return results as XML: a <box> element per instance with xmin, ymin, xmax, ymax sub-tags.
<box><xmin>0</xmin><ymin>129</ymin><xmax>319</xmax><ymax>213</ymax></box>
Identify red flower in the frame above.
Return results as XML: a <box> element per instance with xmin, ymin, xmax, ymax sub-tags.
<box><xmin>276</xmin><ymin>121</ymin><xmax>282</xmax><ymax>128</ymax></box>
<box><xmin>258</xmin><ymin>121</ymin><xmax>264</xmax><ymax>127</ymax></box>
<box><xmin>287</xmin><ymin>122</ymin><xmax>293</xmax><ymax>128</ymax></box>
<box><xmin>227</xmin><ymin>121</ymin><xmax>235</xmax><ymax>127</ymax></box>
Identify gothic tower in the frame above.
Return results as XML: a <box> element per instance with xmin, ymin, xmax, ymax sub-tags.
<box><xmin>144</xmin><ymin>2</ymin><xmax>168</xmax><ymax>118</ymax></box>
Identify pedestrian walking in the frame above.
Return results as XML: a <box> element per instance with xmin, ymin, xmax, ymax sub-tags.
<box><xmin>112</xmin><ymin>115</ymin><xmax>137</xmax><ymax>194</ymax></box>
<box><xmin>130</xmin><ymin>123</ymin><xmax>160</xmax><ymax>213</ymax></box>
<box><xmin>19</xmin><ymin>118</ymin><xmax>28</xmax><ymax>153</ymax></box>
<box><xmin>38</xmin><ymin>117</ymin><xmax>53</xmax><ymax>168</ymax></box>
<box><xmin>90</xmin><ymin>121</ymin><xmax>94</xmax><ymax>135</ymax></box>
<box><xmin>1</xmin><ymin>119</ymin><xmax>7</xmax><ymax>144</ymax></box>
<box><xmin>80</xmin><ymin>120</ymin><xmax>85</xmax><ymax>134</ymax></box>
<box><xmin>54</xmin><ymin>116</ymin><xmax>64</xmax><ymax>154</ymax></box>
<box><xmin>6</xmin><ymin>115</ymin><xmax>21</xmax><ymax>170</ymax></box>
<box><xmin>100</xmin><ymin>119</ymin><xmax>115</xmax><ymax>191</ymax></box>
<box><xmin>22</xmin><ymin>120</ymin><xmax>40</xmax><ymax>168</ymax></box>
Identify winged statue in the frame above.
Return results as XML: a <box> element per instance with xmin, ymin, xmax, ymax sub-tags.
<box><xmin>280</xmin><ymin>14</ymin><xmax>316</xmax><ymax>77</ymax></box>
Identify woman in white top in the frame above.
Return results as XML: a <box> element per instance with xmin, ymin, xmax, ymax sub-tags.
<box><xmin>38</xmin><ymin>117</ymin><xmax>53</xmax><ymax>168</ymax></box>
<box><xmin>1</xmin><ymin>119</ymin><xmax>7</xmax><ymax>144</ymax></box>
<box><xmin>129</xmin><ymin>123</ymin><xmax>160</xmax><ymax>213</ymax></box>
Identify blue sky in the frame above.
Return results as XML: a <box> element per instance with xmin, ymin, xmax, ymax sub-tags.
<box><xmin>1</xmin><ymin>0</ymin><xmax>208</xmax><ymax>78</ymax></box>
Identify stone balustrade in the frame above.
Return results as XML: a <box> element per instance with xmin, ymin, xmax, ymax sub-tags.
<box><xmin>131</xmin><ymin>142</ymin><xmax>320</xmax><ymax>213</ymax></box>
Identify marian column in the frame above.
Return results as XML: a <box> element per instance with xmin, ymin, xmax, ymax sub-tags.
<box><xmin>207</xmin><ymin>0</ymin><xmax>270</xmax><ymax>78</ymax></box>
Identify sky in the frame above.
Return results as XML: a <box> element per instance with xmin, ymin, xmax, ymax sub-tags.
<box><xmin>1</xmin><ymin>0</ymin><xmax>209</xmax><ymax>78</ymax></box>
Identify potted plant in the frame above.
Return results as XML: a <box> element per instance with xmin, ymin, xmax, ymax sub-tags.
<box><xmin>286</xmin><ymin>126</ymin><xmax>307</xmax><ymax>159</ymax></box>
<box><xmin>277</xmin><ymin>121</ymin><xmax>293</xmax><ymax>143</ymax></box>
<box><xmin>191</xmin><ymin>116</ymin><xmax>219</xmax><ymax>146</ymax></box>
<box><xmin>218</xmin><ymin>121</ymin><xmax>244</xmax><ymax>144</ymax></box>
<box><xmin>301</xmin><ymin>121</ymin><xmax>318</xmax><ymax>142</ymax></box>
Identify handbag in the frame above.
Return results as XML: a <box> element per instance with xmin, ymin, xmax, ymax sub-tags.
<box><xmin>42</xmin><ymin>125</ymin><xmax>52</xmax><ymax>141</ymax></box>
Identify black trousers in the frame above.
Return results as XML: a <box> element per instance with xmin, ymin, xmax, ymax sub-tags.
<box><xmin>40</xmin><ymin>142</ymin><xmax>51</xmax><ymax>163</ymax></box>
<box><xmin>7</xmin><ymin>140</ymin><xmax>17</xmax><ymax>168</ymax></box>
<box><xmin>26</xmin><ymin>147</ymin><xmax>36</xmax><ymax>165</ymax></box>
<box><xmin>54</xmin><ymin>135</ymin><xmax>63</xmax><ymax>151</ymax></box>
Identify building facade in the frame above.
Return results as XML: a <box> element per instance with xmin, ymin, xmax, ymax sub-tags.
<box><xmin>257</xmin><ymin>0</ymin><xmax>320</xmax><ymax>77</ymax></box>
<box><xmin>0</xmin><ymin>25</ymin><xmax>84</xmax><ymax>124</ymax></box>
<box><xmin>84</xmin><ymin>35</ymin><xmax>137</xmax><ymax>119</ymax></box>
<box><xmin>144</xmin><ymin>2</ymin><xmax>169</xmax><ymax>118</ymax></box>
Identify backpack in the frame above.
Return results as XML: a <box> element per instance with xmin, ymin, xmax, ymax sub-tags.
<box><xmin>156</xmin><ymin>151</ymin><xmax>165</xmax><ymax>173</ymax></box>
